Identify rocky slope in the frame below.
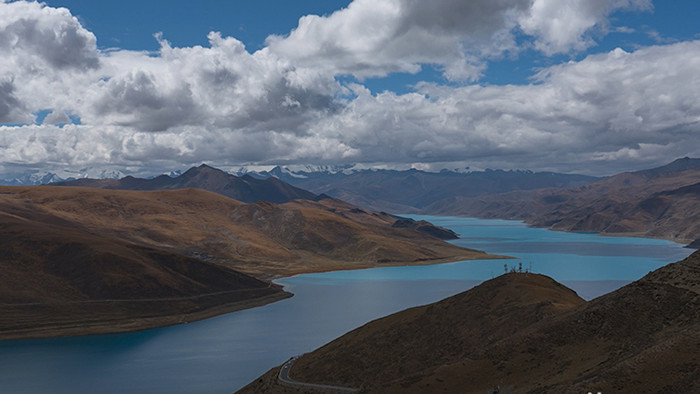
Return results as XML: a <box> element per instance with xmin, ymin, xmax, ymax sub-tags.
<box><xmin>240</xmin><ymin>250</ymin><xmax>700</xmax><ymax>393</ymax></box>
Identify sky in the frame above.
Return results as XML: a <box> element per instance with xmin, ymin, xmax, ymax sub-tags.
<box><xmin>1</xmin><ymin>0</ymin><xmax>700</xmax><ymax>177</ymax></box>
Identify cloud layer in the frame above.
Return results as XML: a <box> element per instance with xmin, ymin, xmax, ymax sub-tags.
<box><xmin>1</xmin><ymin>0</ymin><xmax>699</xmax><ymax>177</ymax></box>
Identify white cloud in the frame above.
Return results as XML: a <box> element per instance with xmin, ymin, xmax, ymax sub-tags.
<box><xmin>265</xmin><ymin>0</ymin><xmax>532</xmax><ymax>81</ymax></box>
<box><xmin>0</xmin><ymin>0</ymin><xmax>698</xmax><ymax>178</ymax></box>
<box><xmin>265</xmin><ymin>0</ymin><xmax>651</xmax><ymax>81</ymax></box>
<box><xmin>317</xmin><ymin>41</ymin><xmax>700</xmax><ymax>174</ymax></box>
<box><xmin>0</xmin><ymin>77</ymin><xmax>27</xmax><ymax>123</ymax></box>
<box><xmin>518</xmin><ymin>0</ymin><xmax>653</xmax><ymax>55</ymax></box>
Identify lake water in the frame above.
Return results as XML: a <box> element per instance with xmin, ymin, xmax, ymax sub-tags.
<box><xmin>0</xmin><ymin>216</ymin><xmax>692</xmax><ymax>393</ymax></box>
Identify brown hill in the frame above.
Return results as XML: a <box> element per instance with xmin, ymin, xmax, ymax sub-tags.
<box><xmin>0</xmin><ymin>211</ymin><xmax>289</xmax><ymax>340</ymax></box>
<box><xmin>423</xmin><ymin>157</ymin><xmax>700</xmax><ymax>243</ymax></box>
<box><xmin>54</xmin><ymin>164</ymin><xmax>317</xmax><ymax>203</ymax></box>
<box><xmin>240</xmin><ymin>250</ymin><xmax>700</xmax><ymax>393</ymax></box>
<box><xmin>0</xmin><ymin>185</ymin><xmax>496</xmax><ymax>338</ymax></box>
<box><xmin>0</xmin><ymin>186</ymin><xmax>493</xmax><ymax>277</ymax></box>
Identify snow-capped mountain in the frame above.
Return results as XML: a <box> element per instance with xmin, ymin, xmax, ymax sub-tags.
<box><xmin>0</xmin><ymin>167</ymin><xmax>128</xmax><ymax>185</ymax></box>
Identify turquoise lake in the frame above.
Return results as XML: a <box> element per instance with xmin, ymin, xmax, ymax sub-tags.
<box><xmin>0</xmin><ymin>216</ymin><xmax>692</xmax><ymax>393</ymax></box>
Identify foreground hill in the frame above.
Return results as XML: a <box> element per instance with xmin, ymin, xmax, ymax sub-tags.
<box><xmin>241</xmin><ymin>250</ymin><xmax>700</xmax><ymax>393</ymax></box>
<box><xmin>424</xmin><ymin>157</ymin><xmax>700</xmax><ymax>243</ymax></box>
<box><xmin>54</xmin><ymin>164</ymin><xmax>316</xmax><ymax>204</ymax></box>
<box><xmin>0</xmin><ymin>186</ymin><xmax>495</xmax><ymax>339</ymax></box>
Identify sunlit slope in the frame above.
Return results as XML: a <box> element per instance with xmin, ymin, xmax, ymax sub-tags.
<box><xmin>0</xmin><ymin>186</ymin><xmax>495</xmax><ymax>277</ymax></box>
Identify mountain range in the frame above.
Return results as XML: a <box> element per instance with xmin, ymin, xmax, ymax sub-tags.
<box><xmin>19</xmin><ymin>158</ymin><xmax>700</xmax><ymax>243</ymax></box>
<box><xmin>241</xmin><ymin>158</ymin><xmax>700</xmax><ymax>244</ymax></box>
<box><xmin>0</xmin><ymin>167</ymin><xmax>127</xmax><ymax>186</ymax></box>
<box><xmin>257</xmin><ymin>166</ymin><xmax>599</xmax><ymax>213</ymax></box>
<box><xmin>53</xmin><ymin>164</ymin><xmax>316</xmax><ymax>204</ymax></box>
<box><xmin>241</xmin><ymin>249</ymin><xmax>700</xmax><ymax>393</ymax></box>
<box><xmin>424</xmin><ymin>157</ymin><xmax>700</xmax><ymax>243</ymax></box>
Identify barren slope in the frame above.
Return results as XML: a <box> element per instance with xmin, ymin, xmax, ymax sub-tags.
<box><xmin>241</xmin><ymin>250</ymin><xmax>700</xmax><ymax>393</ymax></box>
<box><xmin>0</xmin><ymin>186</ymin><xmax>494</xmax><ymax>278</ymax></box>
<box><xmin>0</xmin><ymin>211</ymin><xmax>289</xmax><ymax>340</ymax></box>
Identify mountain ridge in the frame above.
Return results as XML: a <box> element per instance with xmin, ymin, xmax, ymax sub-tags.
<box><xmin>261</xmin><ymin>166</ymin><xmax>598</xmax><ymax>213</ymax></box>
<box><xmin>422</xmin><ymin>157</ymin><xmax>700</xmax><ymax>243</ymax></box>
<box><xmin>52</xmin><ymin>164</ymin><xmax>317</xmax><ymax>204</ymax></box>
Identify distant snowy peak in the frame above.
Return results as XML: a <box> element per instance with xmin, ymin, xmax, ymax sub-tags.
<box><xmin>265</xmin><ymin>164</ymin><xmax>361</xmax><ymax>178</ymax></box>
<box><xmin>67</xmin><ymin>167</ymin><xmax>127</xmax><ymax>180</ymax></box>
<box><xmin>0</xmin><ymin>167</ymin><xmax>128</xmax><ymax>186</ymax></box>
<box><xmin>244</xmin><ymin>164</ymin><xmax>489</xmax><ymax>180</ymax></box>
<box><xmin>286</xmin><ymin>164</ymin><xmax>358</xmax><ymax>174</ymax></box>
<box><xmin>4</xmin><ymin>172</ymin><xmax>64</xmax><ymax>186</ymax></box>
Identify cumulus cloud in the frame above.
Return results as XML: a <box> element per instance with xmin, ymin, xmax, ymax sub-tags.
<box><xmin>519</xmin><ymin>0</ymin><xmax>653</xmax><ymax>55</ymax></box>
<box><xmin>0</xmin><ymin>1</ymin><xmax>99</xmax><ymax>70</ymax></box>
<box><xmin>265</xmin><ymin>0</ymin><xmax>651</xmax><ymax>81</ymax></box>
<box><xmin>0</xmin><ymin>0</ymin><xmax>698</xmax><ymax>177</ymax></box>
<box><xmin>316</xmin><ymin>41</ymin><xmax>700</xmax><ymax>174</ymax></box>
<box><xmin>0</xmin><ymin>77</ymin><xmax>26</xmax><ymax>123</ymax></box>
<box><xmin>0</xmin><ymin>1</ymin><xmax>101</xmax><ymax>123</ymax></box>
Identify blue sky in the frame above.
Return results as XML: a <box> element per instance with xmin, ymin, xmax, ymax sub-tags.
<box><xmin>45</xmin><ymin>0</ymin><xmax>700</xmax><ymax>90</ymax></box>
<box><xmin>1</xmin><ymin>0</ymin><xmax>700</xmax><ymax>177</ymax></box>
<box><xmin>49</xmin><ymin>1</ymin><xmax>352</xmax><ymax>51</ymax></box>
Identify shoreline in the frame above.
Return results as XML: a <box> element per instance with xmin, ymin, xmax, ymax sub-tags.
<box><xmin>414</xmin><ymin>213</ymin><xmax>695</xmax><ymax>246</ymax></box>
<box><xmin>0</xmin><ymin>252</ymin><xmax>506</xmax><ymax>342</ymax></box>
<box><xmin>0</xmin><ymin>291</ymin><xmax>292</xmax><ymax>341</ymax></box>
<box><xmin>254</xmin><ymin>252</ymin><xmax>513</xmax><ymax>281</ymax></box>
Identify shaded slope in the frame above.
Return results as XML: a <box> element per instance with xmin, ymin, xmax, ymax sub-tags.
<box><xmin>0</xmin><ymin>212</ymin><xmax>289</xmax><ymax>340</ymax></box>
<box><xmin>241</xmin><ymin>250</ymin><xmax>700</xmax><ymax>393</ymax></box>
<box><xmin>54</xmin><ymin>164</ymin><xmax>316</xmax><ymax>203</ymax></box>
<box><xmin>287</xmin><ymin>273</ymin><xmax>585</xmax><ymax>390</ymax></box>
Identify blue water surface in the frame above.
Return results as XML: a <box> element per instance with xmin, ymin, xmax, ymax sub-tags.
<box><xmin>0</xmin><ymin>216</ymin><xmax>692</xmax><ymax>393</ymax></box>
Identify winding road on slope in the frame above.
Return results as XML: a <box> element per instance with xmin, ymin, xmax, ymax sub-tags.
<box><xmin>278</xmin><ymin>356</ymin><xmax>359</xmax><ymax>393</ymax></box>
